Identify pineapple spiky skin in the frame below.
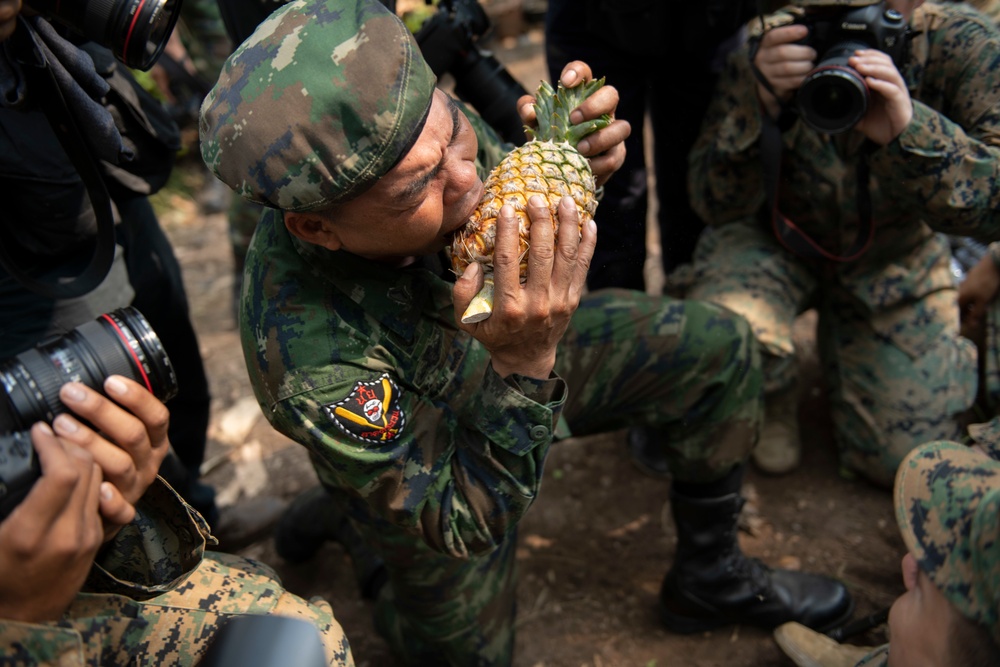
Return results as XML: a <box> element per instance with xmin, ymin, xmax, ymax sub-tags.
<box><xmin>448</xmin><ymin>78</ymin><xmax>610</xmax><ymax>324</ymax></box>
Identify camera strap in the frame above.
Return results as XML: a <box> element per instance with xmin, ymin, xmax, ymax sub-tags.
<box><xmin>759</xmin><ymin>105</ymin><xmax>875</xmax><ymax>263</ymax></box>
<box><xmin>0</xmin><ymin>18</ymin><xmax>118</xmax><ymax>300</ymax></box>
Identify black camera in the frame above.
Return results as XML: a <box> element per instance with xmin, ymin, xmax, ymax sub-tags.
<box><xmin>25</xmin><ymin>0</ymin><xmax>183</xmax><ymax>70</ymax></box>
<box><xmin>0</xmin><ymin>307</ymin><xmax>178</xmax><ymax>520</ymax></box>
<box><xmin>412</xmin><ymin>0</ymin><xmax>529</xmax><ymax>144</ymax></box>
<box><xmin>793</xmin><ymin>2</ymin><xmax>910</xmax><ymax>134</ymax></box>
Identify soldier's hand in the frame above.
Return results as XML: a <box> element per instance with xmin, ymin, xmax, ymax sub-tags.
<box><xmin>517</xmin><ymin>60</ymin><xmax>629</xmax><ymax>187</ymax></box>
<box><xmin>51</xmin><ymin>377</ymin><xmax>171</xmax><ymax>537</ymax></box>
<box><xmin>849</xmin><ymin>49</ymin><xmax>913</xmax><ymax>145</ymax></box>
<box><xmin>455</xmin><ymin>195</ymin><xmax>596</xmax><ymax>379</ymax></box>
<box><xmin>754</xmin><ymin>24</ymin><xmax>816</xmax><ymax>119</ymax></box>
<box><xmin>0</xmin><ymin>422</ymin><xmax>103</xmax><ymax>623</ymax></box>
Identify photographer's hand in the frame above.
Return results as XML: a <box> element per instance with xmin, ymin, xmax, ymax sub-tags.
<box><xmin>52</xmin><ymin>376</ymin><xmax>171</xmax><ymax>538</ymax></box>
<box><xmin>753</xmin><ymin>24</ymin><xmax>815</xmax><ymax>120</ymax></box>
<box><xmin>516</xmin><ymin>60</ymin><xmax>629</xmax><ymax>187</ymax></box>
<box><xmin>849</xmin><ymin>49</ymin><xmax>913</xmax><ymax>145</ymax></box>
<box><xmin>0</xmin><ymin>422</ymin><xmax>103</xmax><ymax>623</ymax></box>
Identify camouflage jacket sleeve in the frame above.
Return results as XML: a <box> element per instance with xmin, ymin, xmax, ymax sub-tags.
<box><xmin>688</xmin><ymin>5</ymin><xmax>1000</xmax><ymax>238</ymax></box>
<box><xmin>867</xmin><ymin>4</ymin><xmax>1000</xmax><ymax>240</ymax></box>
<box><xmin>0</xmin><ymin>478</ymin><xmax>212</xmax><ymax>666</ymax></box>
<box><xmin>242</xmin><ymin>217</ymin><xmax>567</xmax><ymax>559</ymax></box>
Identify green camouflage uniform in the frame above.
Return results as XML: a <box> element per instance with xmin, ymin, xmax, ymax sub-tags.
<box><xmin>854</xmin><ymin>438</ymin><xmax>1000</xmax><ymax>665</ymax></box>
<box><xmin>0</xmin><ymin>479</ymin><xmax>353</xmax><ymax>666</ymax></box>
<box><xmin>199</xmin><ymin>0</ymin><xmax>762</xmax><ymax>663</ymax></box>
<box><xmin>682</xmin><ymin>1</ymin><xmax>1000</xmax><ymax>487</ymax></box>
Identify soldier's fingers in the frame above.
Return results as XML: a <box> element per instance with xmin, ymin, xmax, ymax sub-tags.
<box><xmin>453</xmin><ymin>261</ymin><xmax>485</xmax><ymax>328</ymax></box>
<box><xmin>517</xmin><ymin>95</ymin><xmax>537</xmax><ymax>126</ymax></box>
<box><xmin>558</xmin><ymin>61</ymin><xmax>593</xmax><ymax>88</ymax></box>
<box><xmin>491</xmin><ymin>204</ymin><xmax>523</xmax><ymax>305</ymax></box>
<box><xmin>551</xmin><ymin>196</ymin><xmax>582</xmax><ymax>289</ymax></box>
<box><xmin>577</xmin><ymin>117</ymin><xmax>630</xmax><ymax>157</ymax></box>
<box><xmin>569</xmin><ymin>85</ymin><xmax>618</xmax><ymax>127</ymax></box>
<box><xmin>525</xmin><ymin>195</ymin><xmax>556</xmax><ymax>288</ymax></box>
<box><xmin>574</xmin><ymin>206</ymin><xmax>597</xmax><ymax>295</ymax></box>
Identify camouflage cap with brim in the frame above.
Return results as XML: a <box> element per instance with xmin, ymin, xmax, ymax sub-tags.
<box><xmin>199</xmin><ymin>0</ymin><xmax>436</xmax><ymax>212</ymax></box>
<box><xmin>895</xmin><ymin>441</ymin><xmax>1000</xmax><ymax>646</ymax></box>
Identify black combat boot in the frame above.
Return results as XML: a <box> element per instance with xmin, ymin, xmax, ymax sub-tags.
<box><xmin>274</xmin><ymin>485</ymin><xmax>387</xmax><ymax>599</ymax></box>
<box><xmin>660</xmin><ymin>479</ymin><xmax>854</xmax><ymax>634</ymax></box>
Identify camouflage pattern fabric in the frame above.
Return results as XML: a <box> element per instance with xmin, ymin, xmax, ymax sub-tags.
<box><xmin>240</xmin><ymin>206</ymin><xmax>761</xmax><ymax>663</ymax></box>
<box><xmin>199</xmin><ymin>0</ymin><xmax>437</xmax><ymax>211</ymax></box>
<box><xmin>895</xmin><ymin>440</ymin><xmax>1000</xmax><ymax>646</ymax></box>
<box><xmin>0</xmin><ymin>479</ymin><xmax>353</xmax><ymax>666</ymax></box>
<box><xmin>683</xmin><ymin>2</ymin><xmax>1000</xmax><ymax>487</ymax></box>
<box><xmin>793</xmin><ymin>0</ymin><xmax>879</xmax><ymax>5</ymax></box>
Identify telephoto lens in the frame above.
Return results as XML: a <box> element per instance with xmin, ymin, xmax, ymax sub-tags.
<box><xmin>0</xmin><ymin>307</ymin><xmax>178</xmax><ymax>434</ymax></box>
<box><xmin>26</xmin><ymin>0</ymin><xmax>183</xmax><ymax>70</ymax></box>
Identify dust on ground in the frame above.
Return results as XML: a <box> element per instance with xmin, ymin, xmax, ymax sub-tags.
<box><xmin>156</xmin><ymin>22</ymin><xmax>903</xmax><ymax>667</ymax></box>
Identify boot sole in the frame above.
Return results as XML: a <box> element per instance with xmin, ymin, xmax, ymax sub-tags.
<box><xmin>658</xmin><ymin>598</ymin><xmax>856</xmax><ymax>636</ymax></box>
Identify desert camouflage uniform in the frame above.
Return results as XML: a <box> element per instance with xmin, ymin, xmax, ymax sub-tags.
<box><xmin>682</xmin><ymin>2</ymin><xmax>1000</xmax><ymax>487</ymax></box>
<box><xmin>0</xmin><ymin>479</ymin><xmax>353</xmax><ymax>666</ymax></box>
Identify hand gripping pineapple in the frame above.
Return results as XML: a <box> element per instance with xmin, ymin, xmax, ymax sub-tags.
<box><xmin>448</xmin><ymin>78</ymin><xmax>612</xmax><ymax>323</ymax></box>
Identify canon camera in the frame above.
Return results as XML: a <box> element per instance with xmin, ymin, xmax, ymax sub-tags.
<box><xmin>24</xmin><ymin>0</ymin><xmax>182</xmax><ymax>70</ymax></box>
<box><xmin>793</xmin><ymin>2</ymin><xmax>911</xmax><ymax>134</ymax></box>
<box><xmin>0</xmin><ymin>307</ymin><xmax>178</xmax><ymax>520</ymax></box>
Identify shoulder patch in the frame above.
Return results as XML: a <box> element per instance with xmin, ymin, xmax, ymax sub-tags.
<box><xmin>323</xmin><ymin>374</ymin><xmax>406</xmax><ymax>444</ymax></box>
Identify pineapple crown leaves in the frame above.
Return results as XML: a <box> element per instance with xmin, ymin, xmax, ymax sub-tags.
<box><xmin>524</xmin><ymin>77</ymin><xmax>613</xmax><ymax>147</ymax></box>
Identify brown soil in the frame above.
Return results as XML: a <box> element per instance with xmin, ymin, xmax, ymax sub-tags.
<box><xmin>157</xmin><ymin>25</ymin><xmax>904</xmax><ymax>667</ymax></box>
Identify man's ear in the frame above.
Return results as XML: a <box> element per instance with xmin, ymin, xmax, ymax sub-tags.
<box><xmin>284</xmin><ymin>211</ymin><xmax>343</xmax><ymax>251</ymax></box>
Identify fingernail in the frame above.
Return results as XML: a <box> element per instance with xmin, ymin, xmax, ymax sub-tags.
<box><xmin>570</xmin><ymin>110</ymin><xmax>584</xmax><ymax>125</ymax></box>
<box><xmin>35</xmin><ymin>422</ymin><xmax>53</xmax><ymax>436</ymax></box>
<box><xmin>101</xmin><ymin>482</ymin><xmax>114</xmax><ymax>501</ymax></box>
<box><xmin>562</xmin><ymin>69</ymin><xmax>578</xmax><ymax>85</ymax></box>
<box><xmin>53</xmin><ymin>414</ymin><xmax>79</xmax><ymax>434</ymax></box>
<box><xmin>578</xmin><ymin>138</ymin><xmax>590</xmax><ymax>153</ymax></box>
<box><xmin>529</xmin><ymin>195</ymin><xmax>545</xmax><ymax>207</ymax></box>
<box><xmin>500</xmin><ymin>203</ymin><xmax>515</xmax><ymax>217</ymax></box>
<box><xmin>520</xmin><ymin>103</ymin><xmax>533</xmax><ymax>118</ymax></box>
<box><xmin>105</xmin><ymin>376</ymin><xmax>127</xmax><ymax>396</ymax></box>
<box><xmin>588</xmin><ymin>219</ymin><xmax>598</xmax><ymax>234</ymax></box>
<box><xmin>62</xmin><ymin>383</ymin><xmax>86</xmax><ymax>402</ymax></box>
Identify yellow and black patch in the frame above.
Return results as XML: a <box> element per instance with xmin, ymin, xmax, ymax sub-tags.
<box><xmin>323</xmin><ymin>374</ymin><xmax>406</xmax><ymax>444</ymax></box>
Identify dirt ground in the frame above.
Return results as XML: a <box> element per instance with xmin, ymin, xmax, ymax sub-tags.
<box><xmin>154</xmin><ymin>23</ymin><xmax>905</xmax><ymax>667</ymax></box>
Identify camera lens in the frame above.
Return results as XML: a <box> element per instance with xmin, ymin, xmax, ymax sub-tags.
<box><xmin>0</xmin><ymin>307</ymin><xmax>178</xmax><ymax>433</ymax></box>
<box><xmin>26</xmin><ymin>0</ymin><xmax>182</xmax><ymax>70</ymax></box>
<box><xmin>797</xmin><ymin>42</ymin><xmax>870</xmax><ymax>135</ymax></box>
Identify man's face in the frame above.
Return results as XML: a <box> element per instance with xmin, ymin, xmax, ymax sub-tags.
<box><xmin>323</xmin><ymin>88</ymin><xmax>484</xmax><ymax>262</ymax></box>
<box><xmin>886</xmin><ymin>552</ymin><xmax>962</xmax><ymax>666</ymax></box>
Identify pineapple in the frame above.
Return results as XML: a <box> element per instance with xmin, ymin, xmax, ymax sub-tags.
<box><xmin>448</xmin><ymin>78</ymin><xmax>611</xmax><ymax>324</ymax></box>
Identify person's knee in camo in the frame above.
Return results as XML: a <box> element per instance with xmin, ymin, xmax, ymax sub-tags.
<box><xmin>199</xmin><ymin>1</ymin><xmax>856</xmax><ymax>664</ymax></box>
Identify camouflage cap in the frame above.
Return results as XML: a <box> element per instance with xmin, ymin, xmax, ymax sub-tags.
<box><xmin>894</xmin><ymin>441</ymin><xmax>1000</xmax><ymax>645</ymax></box>
<box><xmin>199</xmin><ymin>0</ymin><xmax>436</xmax><ymax>212</ymax></box>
